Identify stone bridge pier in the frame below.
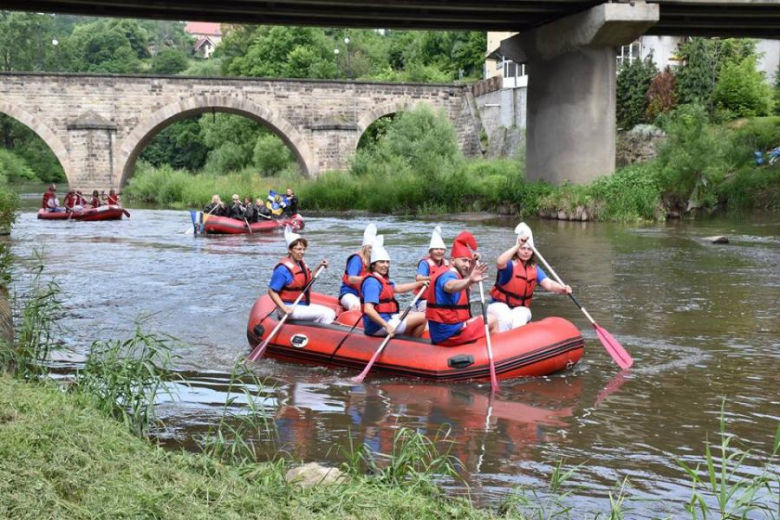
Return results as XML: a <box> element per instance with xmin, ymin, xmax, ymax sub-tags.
<box><xmin>502</xmin><ymin>1</ymin><xmax>659</xmax><ymax>184</ymax></box>
<box><xmin>0</xmin><ymin>75</ymin><xmax>482</xmax><ymax>192</ymax></box>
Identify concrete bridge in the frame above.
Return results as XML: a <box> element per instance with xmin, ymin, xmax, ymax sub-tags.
<box><xmin>0</xmin><ymin>73</ymin><xmax>482</xmax><ymax>191</ymax></box>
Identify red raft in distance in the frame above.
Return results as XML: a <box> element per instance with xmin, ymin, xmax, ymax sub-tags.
<box><xmin>37</xmin><ymin>205</ymin><xmax>129</xmax><ymax>221</ymax></box>
<box><xmin>247</xmin><ymin>292</ymin><xmax>584</xmax><ymax>382</ymax></box>
<box><xmin>196</xmin><ymin>213</ymin><xmax>304</xmax><ymax>235</ymax></box>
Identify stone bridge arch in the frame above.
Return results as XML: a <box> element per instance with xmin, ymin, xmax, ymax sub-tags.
<box><xmin>355</xmin><ymin>100</ymin><xmax>415</xmax><ymax>153</ymax></box>
<box><xmin>117</xmin><ymin>96</ymin><xmax>317</xmax><ymax>187</ymax></box>
<box><xmin>0</xmin><ymin>103</ymin><xmax>71</xmax><ymax>181</ymax></box>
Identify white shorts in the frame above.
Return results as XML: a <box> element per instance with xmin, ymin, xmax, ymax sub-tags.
<box><xmin>487</xmin><ymin>302</ymin><xmax>532</xmax><ymax>333</ymax></box>
<box><xmin>339</xmin><ymin>293</ymin><xmax>361</xmax><ymax>311</ymax></box>
<box><xmin>277</xmin><ymin>303</ymin><xmax>336</xmax><ymax>325</ymax></box>
<box><xmin>371</xmin><ymin>314</ymin><xmax>408</xmax><ymax>337</ymax></box>
<box><xmin>415</xmin><ymin>300</ymin><xmax>427</xmax><ymax>312</ymax></box>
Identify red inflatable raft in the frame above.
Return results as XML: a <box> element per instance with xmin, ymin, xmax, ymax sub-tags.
<box><xmin>247</xmin><ymin>292</ymin><xmax>584</xmax><ymax>381</ymax></box>
<box><xmin>37</xmin><ymin>205</ymin><xmax>129</xmax><ymax>221</ymax></box>
<box><xmin>197</xmin><ymin>213</ymin><xmax>304</xmax><ymax>235</ymax></box>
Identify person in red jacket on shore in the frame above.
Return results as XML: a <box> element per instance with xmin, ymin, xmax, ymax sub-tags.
<box><xmin>425</xmin><ymin>231</ymin><xmax>497</xmax><ymax>346</ymax></box>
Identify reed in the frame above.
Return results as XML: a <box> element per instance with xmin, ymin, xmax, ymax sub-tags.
<box><xmin>677</xmin><ymin>400</ymin><xmax>780</xmax><ymax>519</ymax></box>
<box><xmin>74</xmin><ymin>328</ymin><xmax>181</xmax><ymax>437</ymax></box>
<box><xmin>200</xmin><ymin>362</ymin><xmax>279</xmax><ymax>466</ymax></box>
<box><xmin>2</xmin><ymin>254</ymin><xmax>64</xmax><ymax>379</ymax></box>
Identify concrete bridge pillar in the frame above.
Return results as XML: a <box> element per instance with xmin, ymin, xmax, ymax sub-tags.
<box><xmin>502</xmin><ymin>2</ymin><xmax>659</xmax><ymax>184</ymax></box>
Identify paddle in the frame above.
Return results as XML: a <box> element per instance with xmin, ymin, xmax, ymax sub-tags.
<box><xmin>476</xmin><ymin>261</ymin><xmax>500</xmax><ymax>393</ymax></box>
<box><xmin>351</xmin><ymin>282</ymin><xmax>428</xmax><ymax>384</ymax></box>
<box><xmin>247</xmin><ymin>263</ymin><xmax>327</xmax><ymax>362</ymax></box>
<box><xmin>515</xmin><ymin>223</ymin><xmax>633</xmax><ymax>370</ymax></box>
<box><xmin>329</xmin><ymin>311</ymin><xmax>364</xmax><ymax>362</ymax></box>
<box><xmin>244</xmin><ymin>218</ymin><xmax>253</xmax><ymax>234</ymax></box>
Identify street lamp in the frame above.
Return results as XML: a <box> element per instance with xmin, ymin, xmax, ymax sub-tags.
<box><xmin>51</xmin><ymin>39</ymin><xmax>59</xmax><ymax>72</ymax></box>
<box><xmin>343</xmin><ymin>37</ymin><xmax>352</xmax><ymax>79</ymax></box>
<box><xmin>333</xmin><ymin>48</ymin><xmax>340</xmax><ymax>78</ymax></box>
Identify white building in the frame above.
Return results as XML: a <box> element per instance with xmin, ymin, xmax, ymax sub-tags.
<box><xmin>184</xmin><ymin>22</ymin><xmax>223</xmax><ymax>59</ymax></box>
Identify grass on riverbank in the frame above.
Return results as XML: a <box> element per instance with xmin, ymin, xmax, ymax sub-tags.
<box><xmin>0</xmin><ymin>376</ymin><xmax>487</xmax><ymax>520</ymax></box>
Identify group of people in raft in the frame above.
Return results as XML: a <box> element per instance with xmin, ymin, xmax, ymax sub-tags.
<box><xmin>41</xmin><ymin>183</ymin><xmax>121</xmax><ymax>212</ymax></box>
<box><xmin>203</xmin><ymin>188</ymin><xmax>299</xmax><ymax>222</ymax></box>
<box><xmin>269</xmin><ymin>222</ymin><xmax>572</xmax><ymax>347</ymax></box>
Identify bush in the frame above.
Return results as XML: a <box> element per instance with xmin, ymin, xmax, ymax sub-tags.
<box><xmin>646</xmin><ymin>67</ymin><xmax>677</xmax><ymax>121</ymax></box>
<box><xmin>0</xmin><ymin>149</ymin><xmax>38</xmax><ymax>183</ymax></box>
<box><xmin>713</xmin><ymin>56</ymin><xmax>773</xmax><ymax>119</ymax></box>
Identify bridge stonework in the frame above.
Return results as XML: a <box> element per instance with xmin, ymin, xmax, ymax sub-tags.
<box><xmin>0</xmin><ymin>73</ymin><xmax>482</xmax><ymax>192</ymax></box>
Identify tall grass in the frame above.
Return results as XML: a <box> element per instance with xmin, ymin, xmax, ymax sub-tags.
<box><xmin>75</xmin><ymin>329</ymin><xmax>181</xmax><ymax>437</ymax></box>
<box><xmin>1</xmin><ymin>256</ymin><xmax>63</xmax><ymax>379</ymax></box>
<box><xmin>200</xmin><ymin>362</ymin><xmax>279</xmax><ymax>465</ymax></box>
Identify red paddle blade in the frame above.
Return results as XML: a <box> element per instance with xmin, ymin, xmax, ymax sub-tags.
<box><xmin>594</xmin><ymin>323</ymin><xmax>633</xmax><ymax>369</ymax></box>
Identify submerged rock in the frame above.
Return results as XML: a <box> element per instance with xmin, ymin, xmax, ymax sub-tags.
<box><xmin>704</xmin><ymin>235</ymin><xmax>730</xmax><ymax>244</ymax></box>
<box><xmin>285</xmin><ymin>462</ymin><xmax>345</xmax><ymax>488</ymax></box>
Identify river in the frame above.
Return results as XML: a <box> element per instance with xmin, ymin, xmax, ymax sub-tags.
<box><xmin>8</xmin><ymin>200</ymin><xmax>780</xmax><ymax>517</ymax></box>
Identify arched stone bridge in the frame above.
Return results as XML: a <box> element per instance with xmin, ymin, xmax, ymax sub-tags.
<box><xmin>0</xmin><ymin>73</ymin><xmax>482</xmax><ymax>191</ymax></box>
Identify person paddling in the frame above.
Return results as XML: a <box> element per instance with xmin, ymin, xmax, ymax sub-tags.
<box><xmin>487</xmin><ymin>224</ymin><xmax>571</xmax><ymax>332</ymax></box>
<box><xmin>339</xmin><ymin>223</ymin><xmax>376</xmax><ymax>311</ymax></box>
<box><xmin>415</xmin><ymin>226</ymin><xmax>449</xmax><ymax>312</ymax></box>
<box><xmin>203</xmin><ymin>194</ymin><xmax>225</xmax><ymax>216</ymax></box>
<box><xmin>106</xmin><ymin>188</ymin><xmax>120</xmax><ymax>206</ymax></box>
<box><xmin>90</xmin><ymin>190</ymin><xmax>102</xmax><ymax>209</ymax></box>
<box><xmin>42</xmin><ymin>184</ymin><xmax>64</xmax><ymax>212</ymax></box>
<box><xmin>361</xmin><ymin>236</ymin><xmax>427</xmax><ymax>338</ymax></box>
<box><xmin>268</xmin><ymin>227</ymin><xmax>336</xmax><ymax>324</ymax></box>
<box><xmin>426</xmin><ymin>231</ymin><xmax>497</xmax><ymax>346</ymax></box>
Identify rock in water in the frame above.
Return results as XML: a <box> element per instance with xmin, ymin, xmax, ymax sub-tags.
<box><xmin>704</xmin><ymin>236</ymin><xmax>729</xmax><ymax>244</ymax></box>
<box><xmin>285</xmin><ymin>462</ymin><xmax>345</xmax><ymax>488</ymax></box>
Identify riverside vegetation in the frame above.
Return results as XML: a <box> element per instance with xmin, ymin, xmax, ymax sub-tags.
<box><xmin>123</xmin><ymin>105</ymin><xmax>780</xmax><ymax>222</ymax></box>
<box><xmin>0</xmin><ymin>256</ymin><xmax>777</xmax><ymax>518</ymax></box>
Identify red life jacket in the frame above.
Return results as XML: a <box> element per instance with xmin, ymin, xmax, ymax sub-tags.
<box><xmin>107</xmin><ymin>194</ymin><xmax>119</xmax><ymax>205</ymax></box>
<box><xmin>76</xmin><ymin>194</ymin><xmax>87</xmax><ymax>206</ymax></box>
<box><xmin>425</xmin><ymin>268</ymin><xmax>472</xmax><ymax>324</ymax></box>
<box><xmin>90</xmin><ymin>196</ymin><xmax>101</xmax><ymax>208</ymax></box>
<box><xmin>341</xmin><ymin>252</ymin><xmax>368</xmax><ymax>293</ymax></box>
<box><xmin>360</xmin><ymin>272</ymin><xmax>399</xmax><ymax>315</ymax></box>
<box><xmin>489</xmin><ymin>260</ymin><xmax>537</xmax><ymax>308</ymax></box>
<box><xmin>64</xmin><ymin>193</ymin><xmax>76</xmax><ymax>209</ymax></box>
<box><xmin>275</xmin><ymin>257</ymin><xmax>311</xmax><ymax>304</ymax></box>
<box><xmin>420</xmin><ymin>256</ymin><xmax>449</xmax><ymax>300</ymax></box>
<box><xmin>41</xmin><ymin>192</ymin><xmax>53</xmax><ymax>209</ymax></box>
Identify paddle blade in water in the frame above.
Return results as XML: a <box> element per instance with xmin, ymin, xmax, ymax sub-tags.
<box><xmin>594</xmin><ymin>323</ymin><xmax>633</xmax><ymax>369</ymax></box>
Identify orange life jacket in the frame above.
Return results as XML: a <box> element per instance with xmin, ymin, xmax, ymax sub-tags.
<box><xmin>360</xmin><ymin>272</ymin><xmax>399</xmax><ymax>314</ymax></box>
<box><xmin>489</xmin><ymin>260</ymin><xmax>537</xmax><ymax>308</ymax></box>
<box><xmin>275</xmin><ymin>257</ymin><xmax>311</xmax><ymax>304</ymax></box>
<box><xmin>420</xmin><ymin>256</ymin><xmax>449</xmax><ymax>301</ymax></box>
<box><xmin>425</xmin><ymin>268</ymin><xmax>471</xmax><ymax>324</ymax></box>
<box><xmin>341</xmin><ymin>252</ymin><xmax>368</xmax><ymax>293</ymax></box>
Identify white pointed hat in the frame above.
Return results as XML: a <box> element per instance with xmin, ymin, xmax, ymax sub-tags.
<box><xmin>362</xmin><ymin>223</ymin><xmax>378</xmax><ymax>247</ymax></box>
<box><xmin>428</xmin><ymin>226</ymin><xmax>446</xmax><ymax>250</ymax></box>
<box><xmin>370</xmin><ymin>235</ymin><xmax>390</xmax><ymax>264</ymax></box>
<box><xmin>284</xmin><ymin>225</ymin><xmax>302</xmax><ymax>247</ymax></box>
<box><xmin>514</xmin><ymin>222</ymin><xmax>535</xmax><ymax>249</ymax></box>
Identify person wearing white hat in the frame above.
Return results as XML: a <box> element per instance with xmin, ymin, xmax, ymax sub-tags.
<box><xmin>487</xmin><ymin>223</ymin><xmax>571</xmax><ymax>332</ymax></box>
<box><xmin>338</xmin><ymin>223</ymin><xmax>377</xmax><ymax>311</ymax></box>
<box><xmin>414</xmin><ymin>226</ymin><xmax>449</xmax><ymax>312</ymax></box>
<box><xmin>360</xmin><ymin>236</ymin><xmax>427</xmax><ymax>337</ymax></box>
<box><xmin>268</xmin><ymin>227</ymin><xmax>335</xmax><ymax>324</ymax></box>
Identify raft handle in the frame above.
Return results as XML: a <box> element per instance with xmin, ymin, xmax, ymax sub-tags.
<box><xmin>448</xmin><ymin>355</ymin><xmax>475</xmax><ymax>370</ymax></box>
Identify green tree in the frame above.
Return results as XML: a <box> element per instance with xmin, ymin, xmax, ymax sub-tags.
<box><xmin>199</xmin><ymin>114</ymin><xmax>268</xmax><ymax>173</ymax></box>
<box><xmin>150</xmin><ymin>48</ymin><xmax>189</xmax><ymax>75</ymax></box>
<box><xmin>66</xmin><ymin>19</ymin><xmax>150</xmax><ymax>73</ymax></box>
<box><xmin>0</xmin><ymin>11</ymin><xmax>57</xmax><ymax>71</ymax></box>
<box><xmin>253</xmin><ymin>134</ymin><xmax>294</xmax><ymax>175</ymax></box>
<box><xmin>616</xmin><ymin>55</ymin><xmax>657</xmax><ymax>129</ymax></box>
<box><xmin>774</xmin><ymin>64</ymin><xmax>780</xmax><ymax>115</ymax></box>
<box><xmin>140</xmin><ymin>118</ymin><xmax>208</xmax><ymax>171</ymax></box>
<box><xmin>713</xmin><ymin>55</ymin><xmax>772</xmax><ymax>118</ymax></box>
<box><xmin>676</xmin><ymin>38</ymin><xmax>716</xmax><ymax>107</ymax></box>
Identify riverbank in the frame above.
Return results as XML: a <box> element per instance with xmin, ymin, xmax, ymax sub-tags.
<box><xmin>122</xmin><ymin>110</ymin><xmax>780</xmax><ymax>222</ymax></box>
<box><xmin>0</xmin><ymin>376</ymin><xmax>488</xmax><ymax>519</ymax></box>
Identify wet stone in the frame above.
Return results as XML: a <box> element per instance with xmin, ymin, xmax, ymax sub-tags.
<box><xmin>704</xmin><ymin>236</ymin><xmax>730</xmax><ymax>244</ymax></box>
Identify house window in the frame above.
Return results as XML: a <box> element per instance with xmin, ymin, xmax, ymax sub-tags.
<box><xmin>503</xmin><ymin>60</ymin><xmax>526</xmax><ymax>79</ymax></box>
<box><xmin>616</xmin><ymin>41</ymin><xmax>642</xmax><ymax>68</ymax></box>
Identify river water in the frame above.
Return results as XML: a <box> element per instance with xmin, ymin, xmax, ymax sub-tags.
<box><xmin>8</xmin><ymin>201</ymin><xmax>780</xmax><ymax>517</ymax></box>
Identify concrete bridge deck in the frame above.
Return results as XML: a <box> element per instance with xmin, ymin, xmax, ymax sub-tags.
<box><xmin>2</xmin><ymin>0</ymin><xmax>779</xmax><ymax>37</ymax></box>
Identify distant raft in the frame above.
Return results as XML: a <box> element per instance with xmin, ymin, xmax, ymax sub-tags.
<box><xmin>247</xmin><ymin>292</ymin><xmax>584</xmax><ymax>382</ymax></box>
<box><xmin>190</xmin><ymin>212</ymin><xmax>304</xmax><ymax>235</ymax></box>
<box><xmin>37</xmin><ymin>205</ymin><xmax>128</xmax><ymax>221</ymax></box>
